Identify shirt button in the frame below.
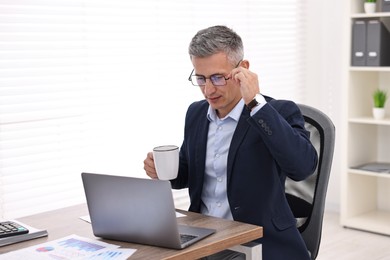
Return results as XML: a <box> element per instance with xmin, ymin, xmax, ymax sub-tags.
<box><xmin>215</xmin><ymin>154</ymin><xmax>220</xmax><ymax>158</ymax></box>
<box><xmin>218</xmin><ymin>126</ymin><xmax>222</xmax><ymax>130</ymax></box>
<box><xmin>217</xmin><ymin>177</ymin><xmax>222</xmax><ymax>182</ymax></box>
<box><xmin>217</xmin><ymin>202</ymin><xmax>221</xmax><ymax>207</ymax></box>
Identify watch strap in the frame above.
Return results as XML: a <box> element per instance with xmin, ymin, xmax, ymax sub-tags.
<box><xmin>246</xmin><ymin>96</ymin><xmax>259</xmax><ymax>111</ymax></box>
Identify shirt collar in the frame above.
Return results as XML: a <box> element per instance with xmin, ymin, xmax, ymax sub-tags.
<box><xmin>207</xmin><ymin>99</ymin><xmax>245</xmax><ymax>122</ymax></box>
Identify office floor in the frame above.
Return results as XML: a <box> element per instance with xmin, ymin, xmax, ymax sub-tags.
<box><xmin>317</xmin><ymin>211</ymin><xmax>390</xmax><ymax>260</ymax></box>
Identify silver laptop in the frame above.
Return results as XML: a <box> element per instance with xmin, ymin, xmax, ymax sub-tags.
<box><xmin>81</xmin><ymin>172</ymin><xmax>215</xmax><ymax>249</ymax></box>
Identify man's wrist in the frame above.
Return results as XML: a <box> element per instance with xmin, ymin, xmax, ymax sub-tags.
<box><xmin>246</xmin><ymin>94</ymin><xmax>262</xmax><ymax>111</ymax></box>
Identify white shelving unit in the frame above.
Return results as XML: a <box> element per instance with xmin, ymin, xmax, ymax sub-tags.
<box><xmin>341</xmin><ymin>0</ymin><xmax>390</xmax><ymax>236</ymax></box>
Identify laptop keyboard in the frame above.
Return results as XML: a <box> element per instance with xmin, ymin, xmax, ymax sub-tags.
<box><xmin>0</xmin><ymin>221</ymin><xmax>29</xmax><ymax>239</ymax></box>
<box><xmin>180</xmin><ymin>233</ymin><xmax>197</xmax><ymax>244</ymax></box>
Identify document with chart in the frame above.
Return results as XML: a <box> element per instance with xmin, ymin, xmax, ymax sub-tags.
<box><xmin>2</xmin><ymin>234</ymin><xmax>136</xmax><ymax>259</ymax></box>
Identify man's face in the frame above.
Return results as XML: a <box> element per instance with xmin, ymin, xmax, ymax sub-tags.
<box><xmin>191</xmin><ymin>53</ymin><xmax>242</xmax><ymax>118</ymax></box>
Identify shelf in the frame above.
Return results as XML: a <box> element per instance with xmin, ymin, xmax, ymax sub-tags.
<box><xmin>343</xmin><ymin>210</ymin><xmax>390</xmax><ymax>235</ymax></box>
<box><xmin>349</xmin><ymin>117</ymin><xmax>390</xmax><ymax>125</ymax></box>
<box><xmin>343</xmin><ymin>0</ymin><xmax>390</xmax><ymax>237</ymax></box>
<box><xmin>349</xmin><ymin>168</ymin><xmax>390</xmax><ymax>178</ymax></box>
<box><xmin>349</xmin><ymin>66</ymin><xmax>390</xmax><ymax>72</ymax></box>
<box><xmin>351</xmin><ymin>12</ymin><xmax>390</xmax><ymax>18</ymax></box>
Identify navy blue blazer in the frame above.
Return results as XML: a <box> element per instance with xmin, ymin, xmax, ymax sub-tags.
<box><xmin>171</xmin><ymin>96</ymin><xmax>318</xmax><ymax>260</ymax></box>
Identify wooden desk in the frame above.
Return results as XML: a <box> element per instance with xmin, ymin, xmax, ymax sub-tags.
<box><xmin>0</xmin><ymin>204</ymin><xmax>263</xmax><ymax>259</ymax></box>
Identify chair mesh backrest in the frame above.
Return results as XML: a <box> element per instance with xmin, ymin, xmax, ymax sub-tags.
<box><xmin>285</xmin><ymin>116</ymin><xmax>323</xmax><ymax>231</ymax></box>
<box><xmin>285</xmin><ymin>104</ymin><xmax>335</xmax><ymax>260</ymax></box>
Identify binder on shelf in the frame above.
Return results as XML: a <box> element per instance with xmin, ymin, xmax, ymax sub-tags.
<box><xmin>366</xmin><ymin>19</ymin><xmax>390</xmax><ymax>66</ymax></box>
<box><xmin>382</xmin><ymin>0</ymin><xmax>390</xmax><ymax>12</ymax></box>
<box><xmin>351</xmin><ymin>20</ymin><xmax>366</xmax><ymax>66</ymax></box>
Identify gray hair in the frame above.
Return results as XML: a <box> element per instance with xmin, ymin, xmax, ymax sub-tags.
<box><xmin>189</xmin><ymin>25</ymin><xmax>244</xmax><ymax>66</ymax></box>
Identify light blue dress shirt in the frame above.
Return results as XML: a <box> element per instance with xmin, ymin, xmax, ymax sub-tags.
<box><xmin>200</xmin><ymin>96</ymin><xmax>266</xmax><ymax>220</ymax></box>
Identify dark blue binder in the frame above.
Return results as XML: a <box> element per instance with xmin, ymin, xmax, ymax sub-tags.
<box><xmin>366</xmin><ymin>19</ymin><xmax>390</xmax><ymax>66</ymax></box>
<box><xmin>382</xmin><ymin>0</ymin><xmax>390</xmax><ymax>12</ymax></box>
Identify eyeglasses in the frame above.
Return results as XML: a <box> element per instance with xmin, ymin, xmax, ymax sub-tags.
<box><xmin>188</xmin><ymin>60</ymin><xmax>242</xmax><ymax>87</ymax></box>
<box><xmin>188</xmin><ymin>72</ymin><xmax>230</xmax><ymax>86</ymax></box>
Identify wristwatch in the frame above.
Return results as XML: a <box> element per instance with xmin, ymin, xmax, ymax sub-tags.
<box><xmin>246</xmin><ymin>94</ymin><xmax>262</xmax><ymax>111</ymax></box>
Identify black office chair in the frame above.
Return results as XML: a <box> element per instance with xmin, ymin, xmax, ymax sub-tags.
<box><xmin>285</xmin><ymin>103</ymin><xmax>335</xmax><ymax>260</ymax></box>
<box><xmin>230</xmin><ymin>104</ymin><xmax>335</xmax><ymax>260</ymax></box>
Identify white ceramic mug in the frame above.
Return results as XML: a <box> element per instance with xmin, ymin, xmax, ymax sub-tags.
<box><xmin>153</xmin><ymin>145</ymin><xmax>179</xmax><ymax>180</ymax></box>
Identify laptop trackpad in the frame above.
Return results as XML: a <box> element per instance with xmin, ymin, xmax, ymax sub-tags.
<box><xmin>178</xmin><ymin>225</ymin><xmax>216</xmax><ymax>248</ymax></box>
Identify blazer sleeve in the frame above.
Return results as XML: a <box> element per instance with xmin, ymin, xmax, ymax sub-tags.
<box><xmin>247</xmin><ymin>99</ymin><xmax>318</xmax><ymax>181</ymax></box>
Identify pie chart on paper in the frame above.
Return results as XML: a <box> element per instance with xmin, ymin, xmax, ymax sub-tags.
<box><xmin>36</xmin><ymin>246</ymin><xmax>55</xmax><ymax>252</ymax></box>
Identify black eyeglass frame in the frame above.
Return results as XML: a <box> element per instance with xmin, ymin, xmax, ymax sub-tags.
<box><xmin>188</xmin><ymin>60</ymin><xmax>242</xmax><ymax>87</ymax></box>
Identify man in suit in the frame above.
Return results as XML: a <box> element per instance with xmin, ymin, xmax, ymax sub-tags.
<box><xmin>144</xmin><ymin>25</ymin><xmax>318</xmax><ymax>260</ymax></box>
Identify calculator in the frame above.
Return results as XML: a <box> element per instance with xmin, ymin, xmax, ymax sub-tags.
<box><xmin>0</xmin><ymin>221</ymin><xmax>29</xmax><ymax>239</ymax></box>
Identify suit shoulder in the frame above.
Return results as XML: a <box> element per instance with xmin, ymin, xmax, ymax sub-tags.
<box><xmin>264</xmin><ymin>95</ymin><xmax>299</xmax><ymax>113</ymax></box>
<box><xmin>188</xmin><ymin>99</ymin><xmax>208</xmax><ymax>109</ymax></box>
<box><xmin>184</xmin><ymin>100</ymin><xmax>208</xmax><ymax>127</ymax></box>
<box><xmin>187</xmin><ymin>99</ymin><xmax>208</xmax><ymax>116</ymax></box>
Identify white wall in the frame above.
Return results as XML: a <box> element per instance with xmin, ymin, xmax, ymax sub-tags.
<box><xmin>0</xmin><ymin>1</ymin><xmax>346</xmax><ymax>217</ymax></box>
<box><xmin>306</xmin><ymin>1</ymin><xmax>348</xmax><ymax>212</ymax></box>
<box><xmin>112</xmin><ymin>1</ymin><xmax>348</xmax><ymax>212</ymax></box>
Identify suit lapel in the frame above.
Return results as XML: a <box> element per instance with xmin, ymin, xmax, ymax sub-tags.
<box><xmin>227</xmin><ymin>108</ymin><xmax>251</xmax><ymax>183</ymax></box>
<box><xmin>194</xmin><ymin>106</ymin><xmax>210</xmax><ymax>186</ymax></box>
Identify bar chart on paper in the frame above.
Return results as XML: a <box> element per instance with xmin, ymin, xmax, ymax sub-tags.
<box><xmin>57</xmin><ymin>237</ymin><xmax>105</xmax><ymax>252</ymax></box>
<box><xmin>1</xmin><ymin>234</ymin><xmax>136</xmax><ymax>259</ymax></box>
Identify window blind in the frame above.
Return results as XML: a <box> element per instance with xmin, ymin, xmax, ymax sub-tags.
<box><xmin>0</xmin><ymin>0</ymin><xmax>307</xmax><ymax>218</ymax></box>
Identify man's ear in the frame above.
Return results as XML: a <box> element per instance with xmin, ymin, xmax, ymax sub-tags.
<box><xmin>240</xmin><ymin>60</ymin><xmax>250</xmax><ymax>69</ymax></box>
